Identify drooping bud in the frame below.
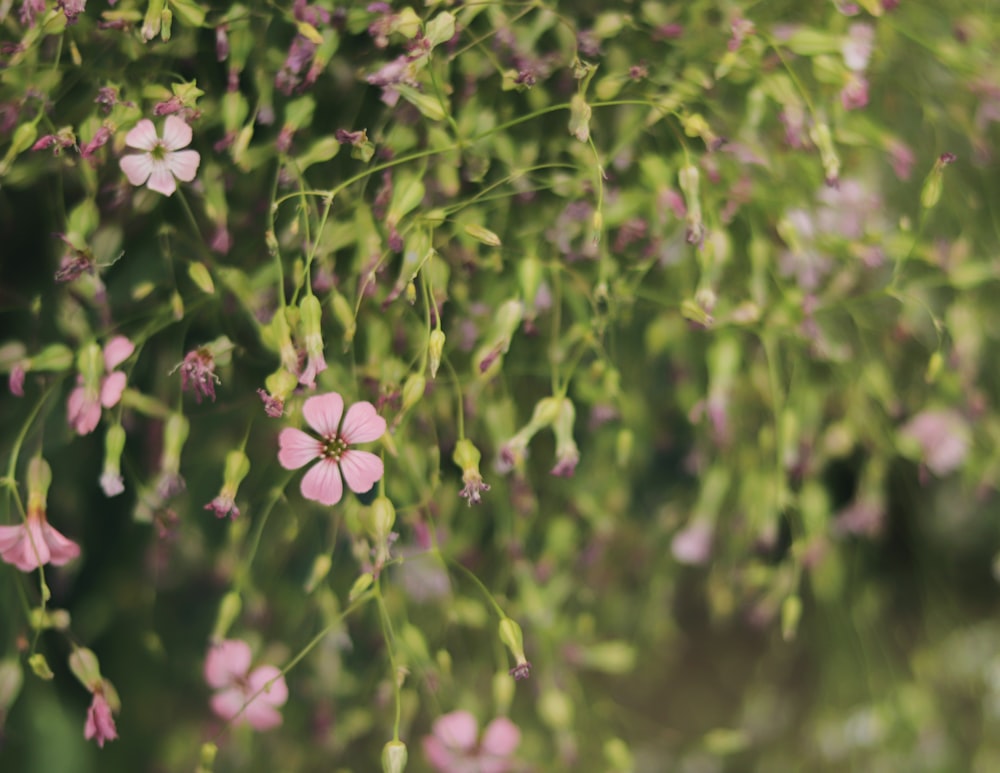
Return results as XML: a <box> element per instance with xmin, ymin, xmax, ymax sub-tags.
<box><xmin>204</xmin><ymin>450</ymin><xmax>250</xmax><ymax>519</ymax></box>
<box><xmin>498</xmin><ymin>617</ymin><xmax>531</xmax><ymax>680</ymax></box>
<box><xmin>331</xmin><ymin>291</ymin><xmax>357</xmax><ymax>343</ymax></box>
<box><xmin>298</xmin><ymin>294</ymin><xmax>327</xmax><ymax>388</ymax></box>
<box><xmin>920</xmin><ymin>152</ymin><xmax>957</xmax><ymax>210</ymax></box>
<box><xmin>259</xmin><ymin>368</ymin><xmax>298</xmax><ymax>418</ymax></box>
<box><xmin>100</xmin><ymin>424</ymin><xmax>127</xmax><ymax>497</ymax></box>
<box><xmin>381</xmin><ymin>740</ymin><xmax>408</xmax><ymax>773</ymax></box>
<box><xmin>678</xmin><ymin>163</ymin><xmax>704</xmax><ymax>246</ymax></box>
<box><xmin>453</xmin><ymin>438</ymin><xmax>490</xmax><ymax>505</ymax></box>
<box><xmin>428</xmin><ymin>329</ymin><xmax>445</xmax><ymax>379</ymax></box>
<box><xmin>809</xmin><ymin>122</ymin><xmax>840</xmax><ymax>186</ymax></box>
<box><xmin>550</xmin><ymin>398</ymin><xmax>580</xmax><ymax>477</ymax></box>
<box><xmin>156</xmin><ymin>413</ymin><xmax>189</xmax><ymax>499</ymax></box>
<box><xmin>69</xmin><ymin>647</ymin><xmax>102</xmax><ymax>691</ymax></box>
<box><xmin>27</xmin><ymin>457</ymin><xmax>52</xmax><ymax>515</ymax></box>
<box><xmin>211</xmin><ymin>591</ymin><xmax>242</xmax><ymax>642</ymax></box>
<box><xmin>400</xmin><ymin>373</ymin><xmax>426</xmax><ymax>414</ymax></box>
<box><xmin>474</xmin><ymin>299</ymin><xmax>523</xmax><ymax>377</ymax></box>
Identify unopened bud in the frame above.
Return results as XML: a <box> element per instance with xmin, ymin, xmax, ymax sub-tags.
<box><xmin>381</xmin><ymin>740</ymin><xmax>408</xmax><ymax>773</ymax></box>
<box><xmin>68</xmin><ymin>648</ymin><xmax>102</xmax><ymax>691</ymax></box>
<box><xmin>77</xmin><ymin>342</ymin><xmax>104</xmax><ymax>392</ymax></box>
<box><xmin>401</xmin><ymin>373</ymin><xmax>426</xmax><ymax>413</ymax></box>
<box><xmin>331</xmin><ymin>291</ymin><xmax>356</xmax><ymax>343</ymax></box>
<box><xmin>518</xmin><ymin>255</ymin><xmax>544</xmax><ymax>307</ymax></box>
<box><xmin>161</xmin><ymin>413</ymin><xmax>189</xmax><ymax>475</ymax></box>
<box><xmin>27</xmin><ymin>456</ymin><xmax>52</xmax><ymax>508</ymax></box>
<box><xmin>369</xmin><ymin>496</ymin><xmax>396</xmax><ymax>543</ymax></box>
<box><xmin>197</xmin><ymin>742</ymin><xmax>218</xmax><ymax>773</ymax></box>
<box><xmin>809</xmin><ymin>122</ymin><xmax>840</xmax><ymax>186</ymax></box>
<box><xmin>101</xmin><ymin>424</ymin><xmax>127</xmax><ymax>497</ymax></box>
<box><xmin>30</xmin><ymin>343</ymin><xmax>73</xmax><ymax>372</ymax></box>
<box><xmin>498</xmin><ymin>617</ymin><xmax>531</xmax><ymax>680</ymax></box>
<box><xmin>304</xmin><ymin>554</ymin><xmax>332</xmax><ymax>593</ymax></box>
<box><xmin>428</xmin><ymin>329</ymin><xmax>445</xmax><ymax>379</ymax></box>
<box><xmin>464</xmin><ymin>223</ymin><xmax>502</xmax><ymax>247</ymax></box>
<box><xmin>211</xmin><ymin>591</ymin><xmax>242</xmax><ymax>641</ymax></box>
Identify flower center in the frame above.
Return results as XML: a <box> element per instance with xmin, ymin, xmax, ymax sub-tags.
<box><xmin>321</xmin><ymin>434</ymin><xmax>348</xmax><ymax>461</ymax></box>
<box><xmin>151</xmin><ymin>141</ymin><xmax>167</xmax><ymax>161</ymax></box>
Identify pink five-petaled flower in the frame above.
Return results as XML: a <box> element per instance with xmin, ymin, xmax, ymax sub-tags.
<box><xmin>278</xmin><ymin>392</ymin><xmax>386</xmax><ymax>506</ymax></box>
<box><xmin>67</xmin><ymin>336</ymin><xmax>134</xmax><ymax>436</ymax></box>
<box><xmin>423</xmin><ymin>711</ymin><xmax>521</xmax><ymax>773</ymax></box>
<box><xmin>119</xmin><ymin>116</ymin><xmax>200</xmax><ymax>197</ymax></box>
<box><xmin>204</xmin><ymin>640</ymin><xmax>288</xmax><ymax>731</ymax></box>
<box><xmin>84</xmin><ymin>691</ymin><xmax>118</xmax><ymax>748</ymax></box>
<box><xmin>0</xmin><ymin>509</ymin><xmax>80</xmax><ymax>572</ymax></box>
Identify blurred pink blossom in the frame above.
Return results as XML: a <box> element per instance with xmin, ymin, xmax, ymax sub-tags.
<box><xmin>67</xmin><ymin>336</ymin><xmax>134</xmax><ymax>436</ymax></box>
<box><xmin>900</xmin><ymin>409</ymin><xmax>971</xmax><ymax>476</ymax></box>
<box><xmin>671</xmin><ymin>520</ymin><xmax>713</xmax><ymax>565</ymax></box>
<box><xmin>278</xmin><ymin>392</ymin><xmax>386</xmax><ymax>505</ymax></box>
<box><xmin>84</xmin><ymin>691</ymin><xmax>118</xmax><ymax>748</ymax></box>
<box><xmin>204</xmin><ymin>640</ymin><xmax>288</xmax><ymax>731</ymax></box>
<box><xmin>423</xmin><ymin>711</ymin><xmax>521</xmax><ymax>773</ymax></box>
<box><xmin>0</xmin><ymin>510</ymin><xmax>80</xmax><ymax>572</ymax></box>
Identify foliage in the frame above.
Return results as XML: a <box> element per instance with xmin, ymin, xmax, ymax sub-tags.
<box><xmin>2</xmin><ymin>1</ymin><xmax>1000</xmax><ymax>771</ymax></box>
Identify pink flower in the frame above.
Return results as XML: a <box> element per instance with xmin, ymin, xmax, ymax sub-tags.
<box><xmin>278</xmin><ymin>392</ymin><xmax>386</xmax><ymax>506</ymax></box>
<box><xmin>67</xmin><ymin>336</ymin><xmax>134</xmax><ymax>436</ymax></box>
<box><xmin>423</xmin><ymin>711</ymin><xmax>521</xmax><ymax>773</ymax></box>
<box><xmin>671</xmin><ymin>520</ymin><xmax>713</xmax><ymax>565</ymax></box>
<box><xmin>0</xmin><ymin>509</ymin><xmax>80</xmax><ymax>572</ymax></box>
<box><xmin>119</xmin><ymin>116</ymin><xmax>200</xmax><ymax>197</ymax></box>
<box><xmin>84</xmin><ymin>691</ymin><xmax>118</xmax><ymax>748</ymax></box>
<box><xmin>900</xmin><ymin>409</ymin><xmax>970</xmax><ymax>476</ymax></box>
<box><xmin>204</xmin><ymin>640</ymin><xmax>288</xmax><ymax>731</ymax></box>
<box><xmin>840</xmin><ymin>73</ymin><xmax>869</xmax><ymax>111</ymax></box>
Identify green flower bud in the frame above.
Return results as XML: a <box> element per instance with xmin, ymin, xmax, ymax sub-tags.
<box><xmin>401</xmin><ymin>373</ymin><xmax>426</xmax><ymax>413</ymax></box>
<box><xmin>211</xmin><ymin>591</ymin><xmax>242</xmax><ymax>642</ymax></box>
<box><xmin>30</xmin><ymin>343</ymin><xmax>74</xmax><ymax>372</ymax></box>
<box><xmin>69</xmin><ymin>648</ymin><xmax>102</xmax><ymax>691</ymax></box>
<box><xmin>498</xmin><ymin>617</ymin><xmax>531</xmax><ymax>680</ymax></box>
<box><xmin>331</xmin><ymin>291</ymin><xmax>356</xmax><ymax>343</ymax></box>
<box><xmin>382</xmin><ymin>740</ymin><xmax>408</xmax><ymax>773</ymax></box>
<box><xmin>369</xmin><ymin>496</ymin><xmax>396</xmax><ymax>543</ymax></box>
<box><xmin>428</xmin><ymin>329</ymin><xmax>445</xmax><ymax>379</ymax></box>
<box><xmin>77</xmin><ymin>342</ymin><xmax>104</xmax><ymax>394</ymax></box>
<box><xmin>27</xmin><ymin>457</ymin><xmax>52</xmax><ymax>507</ymax></box>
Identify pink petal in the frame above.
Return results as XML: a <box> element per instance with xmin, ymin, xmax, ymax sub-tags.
<box><xmin>167</xmin><ymin>149</ymin><xmax>200</xmax><ymax>182</ymax></box>
<box><xmin>84</xmin><ymin>693</ymin><xmax>118</xmax><ymax>748</ymax></box>
<box><xmin>210</xmin><ymin>687</ymin><xmax>246</xmax><ymax>721</ymax></box>
<box><xmin>67</xmin><ymin>387</ymin><xmax>101</xmax><ymax>435</ymax></box>
<box><xmin>277</xmin><ymin>428</ymin><xmax>321</xmax><ymax>469</ymax></box>
<box><xmin>303</xmin><ymin>392</ymin><xmax>344</xmax><ymax>436</ymax></box>
<box><xmin>243</xmin><ymin>699</ymin><xmax>284</xmax><ymax>731</ymax></box>
<box><xmin>247</xmin><ymin>665</ymin><xmax>288</xmax><ymax>708</ymax></box>
<box><xmin>124</xmin><ymin>119</ymin><xmax>158</xmax><ymax>151</ymax></box>
<box><xmin>0</xmin><ymin>518</ymin><xmax>49</xmax><ymax>572</ymax></box>
<box><xmin>300</xmin><ymin>459</ymin><xmax>344</xmax><ymax>505</ymax></box>
<box><xmin>103</xmin><ymin>336</ymin><xmax>135</xmax><ymax>370</ymax></box>
<box><xmin>204</xmin><ymin>639</ymin><xmax>252</xmax><ymax>689</ymax></box>
<box><xmin>42</xmin><ymin>521</ymin><xmax>80</xmax><ymax>566</ymax></box>
<box><xmin>432</xmin><ymin>710</ymin><xmax>478</xmax><ymax>753</ymax></box>
<box><xmin>480</xmin><ymin>717</ymin><xmax>520</xmax><ymax>756</ymax></box>
<box><xmin>422</xmin><ymin>736</ymin><xmax>458</xmax><ymax>772</ymax></box>
<box><xmin>100</xmin><ymin>372</ymin><xmax>127</xmax><ymax>409</ymax></box>
<box><xmin>119</xmin><ymin>153</ymin><xmax>153</xmax><ymax>186</ymax></box>
<box><xmin>147</xmin><ymin>161</ymin><xmax>178</xmax><ymax>196</ymax></box>
<box><xmin>340</xmin><ymin>401</ymin><xmax>387</xmax><ymax>444</ymax></box>
<box><xmin>339</xmin><ymin>450</ymin><xmax>383</xmax><ymax>494</ymax></box>
<box><xmin>161</xmin><ymin>115</ymin><xmax>193</xmax><ymax>151</ymax></box>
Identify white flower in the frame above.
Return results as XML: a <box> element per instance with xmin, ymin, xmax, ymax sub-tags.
<box><xmin>119</xmin><ymin>116</ymin><xmax>200</xmax><ymax>197</ymax></box>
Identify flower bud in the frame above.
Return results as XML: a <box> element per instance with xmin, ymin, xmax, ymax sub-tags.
<box><xmin>678</xmin><ymin>163</ymin><xmax>704</xmax><ymax>246</ymax></box>
<box><xmin>160</xmin><ymin>413</ymin><xmax>189</xmax><ymax>479</ymax></box>
<box><xmin>197</xmin><ymin>742</ymin><xmax>218</xmax><ymax>773</ymax></box>
<box><xmin>299</xmin><ymin>294</ymin><xmax>327</xmax><ymax>387</ymax></box>
<box><xmin>498</xmin><ymin>617</ymin><xmax>531</xmax><ymax>680</ymax></box>
<box><xmin>428</xmin><ymin>329</ymin><xmax>445</xmax><ymax>379</ymax></box>
<box><xmin>211</xmin><ymin>591</ymin><xmax>242</xmax><ymax>642</ymax></box>
<box><xmin>27</xmin><ymin>457</ymin><xmax>52</xmax><ymax>513</ymax></box>
<box><xmin>550</xmin><ymin>398</ymin><xmax>580</xmax><ymax>477</ymax></box>
<box><xmin>401</xmin><ymin>373</ymin><xmax>426</xmax><ymax>413</ymax></box>
<box><xmin>809</xmin><ymin>122</ymin><xmax>840</xmax><ymax>186</ymax></box>
<box><xmin>77</xmin><ymin>342</ymin><xmax>104</xmax><ymax>395</ymax></box>
<box><xmin>453</xmin><ymin>438</ymin><xmax>490</xmax><ymax>505</ymax></box>
<box><xmin>304</xmin><ymin>554</ymin><xmax>332</xmax><ymax>593</ymax></box>
<box><xmin>382</xmin><ymin>740</ymin><xmax>408</xmax><ymax>773</ymax></box>
<box><xmin>331</xmin><ymin>291</ymin><xmax>356</xmax><ymax>343</ymax></box>
<box><xmin>69</xmin><ymin>648</ymin><xmax>102</xmax><ymax>691</ymax></box>
<box><xmin>921</xmin><ymin>152</ymin><xmax>956</xmax><ymax>210</ymax></box>
<box><xmin>369</xmin><ymin>496</ymin><xmax>396</xmax><ymax>544</ymax></box>
<box><xmin>101</xmin><ymin>424</ymin><xmax>127</xmax><ymax>497</ymax></box>
<box><xmin>30</xmin><ymin>343</ymin><xmax>74</xmax><ymax>372</ymax></box>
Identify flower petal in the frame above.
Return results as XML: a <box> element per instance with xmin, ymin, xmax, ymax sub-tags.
<box><xmin>119</xmin><ymin>153</ymin><xmax>153</xmax><ymax>187</ymax></box>
<box><xmin>340</xmin><ymin>400</ymin><xmax>386</xmax><ymax>444</ymax></box>
<box><xmin>204</xmin><ymin>639</ymin><xmax>252</xmax><ymax>689</ymax></box>
<box><xmin>100</xmin><ymin>372</ymin><xmax>127</xmax><ymax>409</ymax></box>
<box><xmin>300</xmin><ymin>459</ymin><xmax>344</xmax><ymax>506</ymax></box>
<box><xmin>277</xmin><ymin>428</ymin><xmax>321</xmax><ymax>469</ymax></box>
<box><xmin>339</xmin><ymin>450</ymin><xmax>383</xmax><ymax>494</ymax></box>
<box><xmin>432</xmin><ymin>710</ymin><xmax>478</xmax><ymax>753</ymax></box>
<box><xmin>247</xmin><ymin>665</ymin><xmax>288</xmax><ymax>708</ymax></box>
<box><xmin>161</xmin><ymin>115</ymin><xmax>193</xmax><ymax>150</ymax></box>
<box><xmin>303</xmin><ymin>392</ymin><xmax>344</xmax><ymax>437</ymax></box>
<box><xmin>210</xmin><ymin>687</ymin><xmax>246</xmax><ymax>722</ymax></box>
<box><xmin>147</xmin><ymin>161</ymin><xmax>178</xmax><ymax>196</ymax></box>
<box><xmin>481</xmin><ymin>717</ymin><xmax>521</xmax><ymax>757</ymax></box>
<box><xmin>167</xmin><ymin>149</ymin><xmax>200</xmax><ymax>182</ymax></box>
<box><xmin>124</xmin><ymin>119</ymin><xmax>158</xmax><ymax>151</ymax></box>
<box><xmin>103</xmin><ymin>336</ymin><xmax>135</xmax><ymax>371</ymax></box>
<box><xmin>42</xmin><ymin>521</ymin><xmax>80</xmax><ymax>566</ymax></box>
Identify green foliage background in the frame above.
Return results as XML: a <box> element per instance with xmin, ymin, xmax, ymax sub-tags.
<box><xmin>3</xmin><ymin>1</ymin><xmax>1000</xmax><ymax>771</ymax></box>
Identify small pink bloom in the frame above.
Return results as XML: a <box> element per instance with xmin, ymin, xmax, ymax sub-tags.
<box><xmin>900</xmin><ymin>409</ymin><xmax>970</xmax><ymax>476</ymax></box>
<box><xmin>205</xmin><ymin>495</ymin><xmax>239</xmax><ymax>520</ymax></box>
<box><xmin>278</xmin><ymin>392</ymin><xmax>386</xmax><ymax>506</ymax></box>
<box><xmin>67</xmin><ymin>336</ymin><xmax>134</xmax><ymax>436</ymax></box>
<box><xmin>423</xmin><ymin>711</ymin><xmax>521</xmax><ymax>773</ymax></box>
<box><xmin>840</xmin><ymin>73</ymin><xmax>869</xmax><ymax>111</ymax></box>
<box><xmin>177</xmin><ymin>349</ymin><xmax>219</xmax><ymax>403</ymax></box>
<box><xmin>9</xmin><ymin>363</ymin><xmax>26</xmax><ymax>397</ymax></box>
<box><xmin>258</xmin><ymin>388</ymin><xmax>285</xmax><ymax>418</ymax></box>
<box><xmin>84</xmin><ymin>691</ymin><xmax>118</xmax><ymax>748</ymax></box>
<box><xmin>671</xmin><ymin>520</ymin><xmax>713</xmax><ymax>565</ymax></box>
<box><xmin>0</xmin><ymin>509</ymin><xmax>81</xmax><ymax>572</ymax></box>
<box><xmin>100</xmin><ymin>473</ymin><xmax>124</xmax><ymax>498</ymax></box>
<box><xmin>842</xmin><ymin>23</ymin><xmax>875</xmax><ymax>71</ymax></box>
<box><xmin>119</xmin><ymin>116</ymin><xmax>200</xmax><ymax>197</ymax></box>
<box><xmin>205</xmin><ymin>640</ymin><xmax>288</xmax><ymax>731</ymax></box>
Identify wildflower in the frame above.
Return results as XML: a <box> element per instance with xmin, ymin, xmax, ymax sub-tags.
<box><xmin>119</xmin><ymin>116</ymin><xmax>200</xmax><ymax>197</ymax></box>
<box><xmin>840</xmin><ymin>73</ymin><xmax>869</xmax><ymax>111</ymax></box>
<box><xmin>900</xmin><ymin>409</ymin><xmax>970</xmax><ymax>476</ymax></box>
<box><xmin>204</xmin><ymin>640</ymin><xmax>288</xmax><ymax>731</ymax></box>
<box><xmin>177</xmin><ymin>348</ymin><xmax>219</xmax><ymax>403</ymax></box>
<box><xmin>0</xmin><ymin>458</ymin><xmax>80</xmax><ymax>572</ymax></box>
<box><xmin>67</xmin><ymin>336</ymin><xmax>134</xmax><ymax>436</ymax></box>
<box><xmin>100</xmin><ymin>424</ymin><xmax>127</xmax><ymax>497</ymax></box>
<box><xmin>842</xmin><ymin>23</ymin><xmax>874</xmax><ymax>71</ymax></box>
<box><xmin>297</xmin><ymin>295</ymin><xmax>327</xmax><ymax>388</ymax></box>
<box><xmin>278</xmin><ymin>392</ymin><xmax>386</xmax><ymax>506</ymax></box>
<box><xmin>9</xmin><ymin>362</ymin><xmax>26</xmax><ymax>397</ymax></box>
<box><xmin>498</xmin><ymin>617</ymin><xmax>531</xmax><ymax>681</ymax></box>
<box><xmin>423</xmin><ymin>711</ymin><xmax>521</xmax><ymax>773</ymax></box>
<box><xmin>671</xmin><ymin>520</ymin><xmax>713</xmax><ymax>565</ymax></box>
<box><xmin>154</xmin><ymin>413</ymin><xmax>189</xmax><ymax>500</ymax></box>
<box><xmin>204</xmin><ymin>450</ymin><xmax>250</xmax><ymax>520</ymax></box>
<box><xmin>84</xmin><ymin>691</ymin><xmax>118</xmax><ymax>748</ymax></box>
<box><xmin>453</xmin><ymin>439</ymin><xmax>490</xmax><ymax>505</ymax></box>
<box><xmin>19</xmin><ymin>0</ymin><xmax>46</xmax><ymax>27</ymax></box>
<box><xmin>549</xmin><ymin>398</ymin><xmax>579</xmax><ymax>478</ymax></box>
<box><xmin>58</xmin><ymin>0</ymin><xmax>86</xmax><ymax>24</ymax></box>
